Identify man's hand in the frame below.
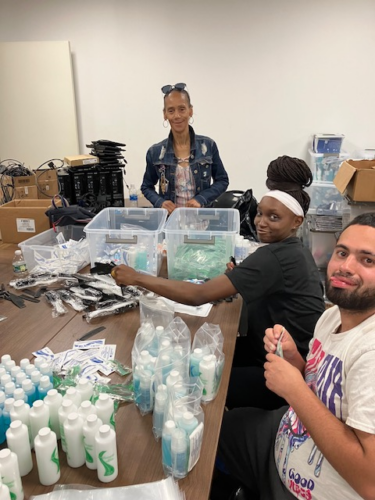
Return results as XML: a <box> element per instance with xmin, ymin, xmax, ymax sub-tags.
<box><xmin>264</xmin><ymin>353</ymin><xmax>305</xmax><ymax>401</ymax></box>
<box><xmin>186</xmin><ymin>199</ymin><xmax>201</xmax><ymax>208</ymax></box>
<box><xmin>112</xmin><ymin>264</ymin><xmax>138</xmax><ymax>286</ymax></box>
<box><xmin>162</xmin><ymin>200</ymin><xmax>176</xmax><ymax>214</ymax></box>
<box><xmin>264</xmin><ymin>324</ymin><xmax>306</xmax><ymax>373</ymax></box>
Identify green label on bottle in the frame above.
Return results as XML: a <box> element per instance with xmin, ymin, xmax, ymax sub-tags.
<box><xmin>51</xmin><ymin>447</ymin><xmax>60</xmax><ymax>473</ymax></box>
<box><xmin>110</xmin><ymin>411</ymin><xmax>116</xmax><ymax>429</ymax></box>
<box><xmin>84</xmin><ymin>444</ymin><xmax>94</xmax><ymax>463</ymax></box>
<box><xmin>98</xmin><ymin>451</ymin><xmax>115</xmax><ymax>476</ymax></box>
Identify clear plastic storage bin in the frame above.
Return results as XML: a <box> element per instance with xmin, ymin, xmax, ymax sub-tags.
<box><xmin>308</xmin><ymin>149</ymin><xmax>349</xmax><ymax>182</ymax></box>
<box><xmin>306</xmin><ymin>181</ymin><xmax>346</xmax><ymax>212</ymax></box>
<box><xmin>164</xmin><ymin>208</ymin><xmax>240</xmax><ymax>280</ymax></box>
<box><xmin>19</xmin><ymin>225</ymin><xmax>89</xmax><ymax>273</ymax></box>
<box><xmin>83</xmin><ymin>208</ymin><xmax>168</xmax><ymax>276</ymax></box>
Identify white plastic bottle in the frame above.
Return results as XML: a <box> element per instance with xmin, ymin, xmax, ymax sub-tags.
<box><xmin>76</xmin><ymin>378</ymin><xmax>94</xmax><ymax>402</ymax></box>
<box><xmin>6</xmin><ymin>421</ymin><xmax>33</xmax><ymax>476</ymax></box>
<box><xmin>171</xmin><ymin>428</ymin><xmax>188</xmax><ymax>479</ymax></box>
<box><xmin>10</xmin><ymin>400</ymin><xmax>30</xmax><ymax>439</ymax></box>
<box><xmin>63</xmin><ymin>412</ymin><xmax>85</xmax><ymax>468</ymax></box>
<box><xmin>95</xmin><ymin>424</ymin><xmax>118</xmax><ymax>483</ymax></box>
<box><xmin>34</xmin><ymin>427</ymin><xmax>60</xmax><ymax>486</ymax></box>
<box><xmin>29</xmin><ymin>400</ymin><xmax>50</xmax><ymax>445</ymax></box>
<box><xmin>58</xmin><ymin>399</ymin><xmax>77</xmax><ymax>453</ymax></box>
<box><xmin>39</xmin><ymin>362</ymin><xmax>53</xmax><ymax>382</ymax></box>
<box><xmin>78</xmin><ymin>400</ymin><xmax>97</xmax><ymax>420</ymax></box>
<box><xmin>0</xmin><ymin>449</ymin><xmax>24</xmax><ymax>500</ymax></box>
<box><xmin>4</xmin><ymin>382</ymin><xmax>15</xmax><ymax>399</ymax></box>
<box><xmin>0</xmin><ymin>391</ymin><xmax>5</xmax><ymax>409</ymax></box>
<box><xmin>12</xmin><ymin>250</ymin><xmax>28</xmax><ymax>278</ymax></box>
<box><xmin>15</xmin><ymin>372</ymin><xmax>27</xmax><ymax>389</ymax></box>
<box><xmin>152</xmin><ymin>390</ymin><xmax>168</xmax><ymax>439</ymax></box>
<box><xmin>166</xmin><ymin>370</ymin><xmax>181</xmax><ymax>392</ymax></box>
<box><xmin>95</xmin><ymin>393</ymin><xmax>115</xmax><ymax>429</ymax></box>
<box><xmin>0</xmin><ymin>478</ymin><xmax>11</xmax><ymax>500</ymax></box>
<box><xmin>1</xmin><ymin>355</ymin><xmax>12</xmax><ymax>367</ymax></box>
<box><xmin>44</xmin><ymin>389</ymin><xmax>63</xmax><ymax>439</ymax></box>
<box><xmin>3</xmin><ymin>399</ymin><xmax>15</xmax><ymax>432</ymax></box>
<box><xmin>24</xmin><ymin>364</ymin><xmax>35</xmax><ymax>378</ymax></box>
<box><xmin>128</xmin><ymin>184</ymin><xmax>138</xmax><ymax>207</ymax></box>
<box><xmin>13</xmin><ymin>388</ymin><xmax>27</xmax><ymax>403</ymax></box>
<box><xmin>33</xmin><ymin>358</ymin><xmax>44</xmax><ymax>371</ymax></box>
<box><xmin>82</xmin><ymin>414</ymin><xmax>102</xmax><ymax>470</ymax></box>
<box><xmin>162</xmin><ymin>420</ymin><xmax>176</xmax><ymax>476</ymax></box>
<box><xmin>189</xmin><ymin>348</ymin><xmax>204</xmax><ymax>378</ymax></box>
<box><xmin>10</xmin><ymin>367</ymin><xmax>22</xmax><ymax>383</ymax></box>
<box><xmin>1</xmin><ymin>374</ymin><xmax>12</xmax><ymax>389</ymax></box>
<box><xmin>30</xmin><ymin>371</ymin><xmax>41</xmax><ymax>399</ymax></box>
<box><xmin>199</xmin><ymin>354</ymin><xmax>216</xmax><ymax>401</ymax></box>
<box><xmin>63</xmin><ymin>387</ymin><xmax>82</xmax><ymax>408</ymax></box>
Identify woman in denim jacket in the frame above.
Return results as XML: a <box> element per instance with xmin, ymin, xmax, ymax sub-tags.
<box><xmin>141</xmin><ymin>83</ymin><xmax>229</xmax><ymax>214</ymax></box>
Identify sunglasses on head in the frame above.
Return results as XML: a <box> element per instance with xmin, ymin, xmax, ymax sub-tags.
<box><xmin>161</xmin><ymin>83</ymin><xmax>187</xmax><ymax>95</ymax></box>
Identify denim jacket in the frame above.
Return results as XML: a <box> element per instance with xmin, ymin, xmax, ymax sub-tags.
<box><xmin>141</xmin><ymin>126</ymin><xmax>229</xmax><ymax>208</ymax></box>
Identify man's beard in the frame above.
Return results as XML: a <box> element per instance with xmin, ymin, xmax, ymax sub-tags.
<box><xmin>325</xmin><ymin>275</ymin><xmax>375</xmax><ymax>312</ymax></box>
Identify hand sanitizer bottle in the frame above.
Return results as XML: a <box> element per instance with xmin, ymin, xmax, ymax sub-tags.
<box><xmin>166</xmin><ymin>370</ymin><xmax>181</xmax><ymax>392</ymax></box>
<box><xmin>58</xmin><ymin>399</ymin><xmax>77</xmax><ymax>453</ymax></box>
<box><xmin>180</xmin><ymin>411</ymin><xmax>199</xmax><ymax>436</ymax></box>
<box><xmin>95</xmin><ymin>394</ymin><xmax>115</xmax><ymax>430</ymax></box>
<box><xmin>76</xmin><ymin>378</ymin><xmax>94</xmax><ymax>402</ymax></box>
<box><xmin>6</xmin><ymin>421</ymin><xmax>33</xmax><ymax>476</ymax></box>
<box><xmin>30</xmin><ymin>371</ymin><xmax>41</xmax><ymax>400</ymax></box>
<box><xmin>0</xmin><ymin>449</ymin><xmax>24</xmax><ymax>500</ymax></box>
<box><xmin>39</xmin><ymin>362</ymin><xmax>53</xmax><ymax>383</ymax></box>
<box><xmin>139</xmin><ymin>369</ymin><xmax>153</xmax><ymax>414</ymax></box>
<box><xmin>189</xmin><ymin>348</ymin><xmax>204</xmax><ymax>378</ymax></box>
<box><xmin>29</xmin><ymin>400</ymin><xmax>49</xmax><ymax>446</ymax></box>
<box><xmin>21</xmin><ymin>379</ymin><xmax>36</xmax><ymax>408</ymax></box>
<box><xmin>19</xmin><ymin>359</ymin><xmax>30</xmax><ymax>372</ymax></box>
<box><xmin>44</xmin><ymin>389</ymin><xmax>63</xmax><ymax>439</ymax></box>
<box><xmin>64</xmin><ymin>413</ymin><xmax>85</xmax><ymax>468</ymax></box>
<box><xmin>162</xmin><ymin>420</ymin><xmax>176</xmax><ymax>476</ymax></box>
<box><xmin>12</xmin><ymin>388</ymin><xmax>27</xmax><ymax>403</ymax></box>
<box><xmin>0</xmin><ymin>478</ymin><xmax>11</xmax><ymax>500</ymax></box>
<box><xmin>3</xmin><ymin>399</ymin><xmax>15</xmax><ymax>433</ymax></box>
<box><xmin>15</xmin><ymin>373</ymin><xmax>27</xmax><ymax>390</ymax></box>
<box><xmin>171</xmin><ymin>428</ymin><xmax>188</xmax><ymax>479</ymax></box>
<box><xmin>34</xmin><ymin>427</ymin><xmax>60</xmax><ymax>486</ymax></box>
<box><xmin>0</xmin><ymin>409</ymin><xmax>5</xmax><ymax>445</ymax></box>
<box><xmin>10</xmin><ymin>367</ymin><xmax>22</xmax><ymax>383</ymax></box>
<box><xmin>82</xmin><ymin>414</ymin><xmax>102</xmax><ymax>470</ymax></box>
<box><xmin>95</xmin><ymin>424</ymin><xmax>118</xmax><ymax>483</ymax></box>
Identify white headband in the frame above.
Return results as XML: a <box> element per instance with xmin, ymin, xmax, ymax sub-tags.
<box><xmin>262</xmin><ymin>190</ymin><xmax>304</xmax><ymax>217</ymax></box>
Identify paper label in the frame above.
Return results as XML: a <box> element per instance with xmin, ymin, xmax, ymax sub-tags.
<box><xmin>188</xmin><ymin>422</ymin><xmax>204</xmax><ymax>471</ymax></box>
<box><xmin>16</xmin><ymin>218</ymin><xmax>36</xmax><ymax>233</ymax></box>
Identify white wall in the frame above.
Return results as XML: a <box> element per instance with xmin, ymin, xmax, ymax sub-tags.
<box><xmin>1</xmin><ymin>0</ymin><xmax>374</xmax><ymax>200</ymax></box>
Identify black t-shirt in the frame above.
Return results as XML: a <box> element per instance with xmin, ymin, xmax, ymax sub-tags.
<box><xmin>226</xmin><ymin>237</ymin><xmax>325</xmax><ymax>366</ymax></box>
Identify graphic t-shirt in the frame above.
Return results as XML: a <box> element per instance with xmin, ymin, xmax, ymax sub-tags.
<box><xmin>274</xmin><ymin>306</ymin><xmax>375</xmax><ymax>500</ymax></box>
<box><xmin>175</xmin><ymin>165</ymin><xmax>195</xmax><ymax>207</ymax></box>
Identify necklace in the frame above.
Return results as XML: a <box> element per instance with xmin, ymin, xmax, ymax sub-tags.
<box><xmin>177</xmin><ymin>156</ymin><xmax>190</xmax><ymax>164</ymax></box>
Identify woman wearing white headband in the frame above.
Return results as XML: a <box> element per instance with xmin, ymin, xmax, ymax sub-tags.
<box><xmin>113</xmin><ymin>156</ymin><xmax>325</xmax><ymax>409</ymax></box>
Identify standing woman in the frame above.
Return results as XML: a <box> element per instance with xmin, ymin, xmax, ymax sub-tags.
<box><xmin>141</xmin><ymin>83</ymin><xmax>229</xmax><ymax>214</ymax></box>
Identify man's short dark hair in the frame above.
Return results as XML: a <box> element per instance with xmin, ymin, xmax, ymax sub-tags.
<box><xmin>344</xmin><ymin>212</ymin><xmax>375</xmax><ymax>231</ymax></box>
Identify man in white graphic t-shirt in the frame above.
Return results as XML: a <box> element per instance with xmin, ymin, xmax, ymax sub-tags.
<box><xmin>213</xmin><ymin>213</ymin><xmax>375</xmax><ymax>500</ymax></box>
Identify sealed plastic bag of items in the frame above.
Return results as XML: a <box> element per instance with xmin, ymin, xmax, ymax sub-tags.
<box><xmin>29</xmin><ymin>476</ymin><xmax>185</xmax><ymax>500</ymax></box>
<box><xmin>161</xmin><ymin>379</ymin><xmax>205</xmax><ymax>479</ymax></box>
<box><xmin>139</xmin><ymin>293</ymin><xmax>175</xmax><ymax>329</ymax></box>
<box><xmin>131</xmin><ymin>318</ymin><xmax>191</xmax><ymax>416</ymax></box>
<box><xmin>190</xmin><ymin>323</ymin><xmax>225</xmax><ymax>403</ymax></box>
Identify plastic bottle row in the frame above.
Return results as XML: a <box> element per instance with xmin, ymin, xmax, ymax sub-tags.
<box><xmin>0</xmin><ymin>420</ymin><xmax>118</xmax><ymax>500</ymax></box>
<box><xmin>0</xmin><ymin>387</ymin><xmax>114</xmax><ymax>446</ymax></box>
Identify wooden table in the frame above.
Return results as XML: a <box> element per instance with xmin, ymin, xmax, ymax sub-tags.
<box><xmin>0</xmin><ymin>242</ymin><xmax>241</xmax><ymax>500</ymax></box>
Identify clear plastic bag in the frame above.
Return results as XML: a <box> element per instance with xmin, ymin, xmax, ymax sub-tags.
<box><xmin>139</xmin><ymin>294</ymin><xmax>175</xmax><ymax>329</ymax></box>
<box><xmin>29</xmin><ymin>476</ymin><xmax>185</xmax><ymax>500</ymax></box>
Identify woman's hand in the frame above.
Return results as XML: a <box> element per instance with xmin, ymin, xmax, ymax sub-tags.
<box><xmin>186</xmin><ymin>199</ymin><xmax>201</xmax><ymax>208</ymax></box>
<box><xmin>162</xmin><ymin>201</ymin><xmax>176</xmax><ymax>214</ymax></box>
<box><xmin>112</xmin><ymin>265</ymin><xmax>138</xmax><ymax>286</ymax></box>
<box><xmin>226</xmin><ymin>262</ymin><xmax>235</xmax><ymax>272</ymax></box>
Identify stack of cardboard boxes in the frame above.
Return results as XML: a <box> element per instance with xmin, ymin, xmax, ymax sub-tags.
<box><xmin>0</xmin><ymin>169</ymin><xmax>59</xmax><ymax>243</ymax></box>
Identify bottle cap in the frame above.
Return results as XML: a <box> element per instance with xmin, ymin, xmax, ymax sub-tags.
<box><xmin>13</xmin><ymin>399</ymin><xmax>26</xmax><ymax>409</ymax></box>
<box><xmin>1</xmin><ymin>354</ymin><xmax>12</xmax><ymax>364</ymax></box>
<box><xmin>22</xmin><ymin>379</ymin><xmax>33</xmax><ymax>391</ymax></box>
<box><xmin>33</xmin><ymin>399</ymin><xmax>44</xmax><ymax>410</ymax></box>
<box><xmin>15</xmin><ymin>250</ymin><xmax>22</xmax><ymax>256</ymax></box>
<box><xmin>13</xmin><ymin>388</ymin><xmax>25</xmax><ymax>400</ymax></box>
<box><xmin>78</xmin><ymin>378</ymin><xmax>89</xmax><ymax>387</ymax></box>
<box><xmin>4</xmin><ymin>382</ymin><xmax>15</xmax><ymax>395</ymax></box>
<box><xmin>183</xmin><ymin>411</ymin><xmax>194</xmax><ymax>422</ymax></box>
<box><xmin>0</xmin><ymin>449</ymin><xmax>12</xmax><ymax>462</ymax></box>
<box><xmin>66</xmin><ymin>387</ymin><xmax>77</xmax><ymax>396</ymax></box>
<box><xmin>38</xmin><ymin>427</ymin><xmax>51</xmax><ymax>440</ymax></box>
<box><xmin>99</xmin><ymin>424</ymin><xmax>111</xmax><ymax>437</ymax></box>
<box><xmin>193</xmin><ymin>348</ymin><xmax>203</xmax><ymax>355</ymax></box>
<box><xmin>46</xmin><ymin>388</ymin><xmax>58</xmax><ymax>398</ymax></box>
<box><xmin>10</xmin><ymin>420</ymin><xmax>23</xmax><ymax>431</ymax></box>
<box><xmin>163</xmin><ymin>420</ymin><xmax>176</xmax><ymax>434</ymax></box>
<box><xmin>0</xmin><ymin>391</ymin><xmax>5</xmax><ymax>404</ymax></box>
<box><xmin>62</xmin><ymin>399</ymin><xmax>74</xmax><ymax>409</ymax></box>
<box><xmin>80</xmin><ymin>400</ymin><xmax>92</xmax><ymax>410</ymax></box>
<box><xmin>67</xmin><ymin>412</ymin><xmax>79</xmax><ymax>423</ymax></box>
<box><xmin>98</xmin><ymin>393</ymin><xmax>109</xmax><ymax>401</ymax></box>
<box><xmin>4</xmin><ymin>398</ymin><xmax>15</xmax><ymax>411</ymax></box>
<box><xmin>86</xmin><ymin>413</ymin><xmax>99</xmax><ymax>425</ymax></box>
<box><xmin>30</xmin><ymin>371</ymin><xmax>41</xmax><ymax>383</ymax></box>
<box><xmin>39</xmin><ymin>375</ymin><xmax>51</xmax><ymax>388</ymax></box>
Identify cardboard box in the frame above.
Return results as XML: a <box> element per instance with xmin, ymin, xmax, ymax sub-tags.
<box><xmin>0</xmin><ymin>199</ymin><xmax>51</xmax><ymax>244</ymax></box>
<box><xmin>14</xmin><ymin>186</ymin><xmax>39</xmax><ymax>200</ymax></box>
<box><xmin>64</xmin><ymin>155</ymin><xmax>98</xmax><ymax>167</ymax></box>
<box><xmin>334</xmin><ymin>159</ymin><xmax>375</xmax><ymax>202</ymax></box>
<box><xmin>34</xmin><ymin>170</ymin><xmax>59</xmax><ymax>199</ymax></box>
<box><xmin>0</xmin><ymin>174</ymin><xmax>36</xmax><ymax>205</ymax></box>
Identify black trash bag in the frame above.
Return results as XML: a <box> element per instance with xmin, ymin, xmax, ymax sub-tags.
<box><xmin>45</xmin><ymin>205</ymin><xmax>96</xmax><ymax>227</ymax></box>
<box><xmin>213</xmin><ymin>190</ymin><xmax>258</xmax><ymax>241</ymax></box>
